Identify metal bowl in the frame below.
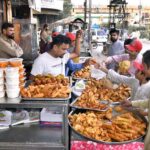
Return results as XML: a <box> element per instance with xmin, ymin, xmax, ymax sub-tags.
<box><xmin>68</xmin><ymin>109</ymin><xmax>147</xmax><ymax>144</ymax></box>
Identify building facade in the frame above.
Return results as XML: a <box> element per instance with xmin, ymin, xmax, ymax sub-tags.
<box><xmin>72</xmin><ymin>4</ymin><xmax>150</xmax><ymax>26</ymax></box>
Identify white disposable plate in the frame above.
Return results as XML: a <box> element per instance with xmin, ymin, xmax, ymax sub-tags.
<box><xmin>72</xmin><ymin>86</ymin><xmax>82</xmax><ymax>97</ymax></box>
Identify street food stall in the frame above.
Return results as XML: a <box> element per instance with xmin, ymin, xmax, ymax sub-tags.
<box><xmin>0</xmin><ymin>57</ymin><xmax>147</xmax><ymax>150</ymax></box>
<box><xmin>0</xmin><ymin>59</ymin><xmax>70</xmax><ymax>149</ymax></box>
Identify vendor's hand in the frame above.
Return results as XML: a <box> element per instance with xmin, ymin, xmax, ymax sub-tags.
<box><xmin>138</xmin><ymin>110</ymin><xmax>148</xmax><ymax>116</ymax></box>
<box><xmin>96</xmin><ymin>63</ymin><xmax>108</xmax><ymax>73</ymax></box>
<box><xmin>121</xmin><ymin>100</ymin><xmax>132</xmax><ymax>107</ymax></box>
<box><xmin>94</xmin><ymin>63</ymin><xmax>100</xmax><ymax>69</ymax></box>
<box><xmin>83</xmin><ymin>58</ymin><xmax>97</xmax><ymax>67</ymax></box>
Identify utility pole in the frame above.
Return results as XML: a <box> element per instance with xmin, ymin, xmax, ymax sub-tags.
<box><xmin>138</xmin><ymin>0</ymin><xmax>142</xmax><ymax>25</ymax></box>
<box><xmin>88</xmin><ymin>0</ymin><xmax>92</xmax><ymax>53</ymax></box>
<box><xmin>84</xmin><ymin>0</ymin><xmax>87</xmax><ymax>23</ymax></box>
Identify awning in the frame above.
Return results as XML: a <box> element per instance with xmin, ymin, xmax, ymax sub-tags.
<box><xmin>49</xmin><ymin>17</ymin><xmax>87</xmax><ymax>29</ymax></box>
<box><xmin>33</xmin><ymin>9</ymin><xmax>61</xmax><ymax>15</ymax></box>
<box><xmin>49</xmin><ymin>16</ymin><xmax>76</xmax><ymax>29</ymax></box>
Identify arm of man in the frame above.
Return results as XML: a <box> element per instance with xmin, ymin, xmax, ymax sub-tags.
<box><xmin>0</xmin><ymin>38</ymin><xmax>23</xmax><ymax>57</ymax></box>
<box><xmin>69</xmin><ymin>30</ymin><xmax>82</xmax><ymax>59</ymax></box>
<box><xmin>107</xmin><ymin>69</ymin><xmax>139</xmax><ymax>88</ymax></box>
<box><xmin>105</xmin><ymin>54</ymin><xmax>129</xmax><ymax>65</ymax></box>
<box><xmin>132</xmin><ymin>99</ymin><xmax>149</xmax><ymax>109</ymax></box>
<box><xmin>66</xmin><ymin>59</ymin><xmax>83</xmax><ymax>71</ymax></box>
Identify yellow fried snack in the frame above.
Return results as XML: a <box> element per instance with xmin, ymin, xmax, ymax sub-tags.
<box><xmin>118</xmin><ymin>60</ymin><xmax>131</xmax><ymax>75</ymax></box>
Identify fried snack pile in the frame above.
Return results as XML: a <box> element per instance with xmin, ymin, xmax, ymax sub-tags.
<box><xmin>32</xmin><ymin>74</ymin><xmax>69</xmax><ymax>86</ymax></box>
<box><xmin>97</xmin><ymin>84</ymin><xmax>131</xmax><ymax>102</ymax></box>
<box><xmin>75</xmin><ymin>90</ymin><xmax>107</xmax><ymax>110</ymax></box>
<box><xmin>104</xmin><ymin>112</ymin><xmax>146</xmax><ymax>142</ymax></box>
<box><xmin>69</xmin><ymin>110</ymin><xmax>146</xmax><ymax>142</ymax></box>
<box><xmin>73</xmin><ymin>66</ymin><xmax>91</xmax><ymax>79</ymax></box>
<box><xmin>74</xmin><ymin>78</ymin><xmax>131</xmax><ymax>109</ymax></box>
<box><xmin>21</xmin><ymin>74</ymin><xmax>71</xmax><ymax>98</ymax></box>
<box><xmin>87</xmin><ymin>78</ymin><xmax>113</xmax><ymax>89</ymax></box>
<box><xmin>69</xmin><ymin>109</ymin><xmax>113</xmax><ymax>142</ymax></box>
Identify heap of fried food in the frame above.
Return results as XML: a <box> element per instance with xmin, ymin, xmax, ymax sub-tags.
<box><xmin>73</xmin><ymin>78</ymin><xmax>131</xmax><ymax>109</ymax></box>
<box><xmin>73</xmin><ymin>66</ymin><xmax>91</xmax><ymax>79</ymax></box>
<box><xmin>69</xmin><ymin>109</ymin><xmax>113</xmax><ymax>142</ymax></box>
<box><xmin>97</xmin><ymin>84</ymin><xmax>131</xmax><ymax>102</ymax></box>
<box><xmin>87</xmin><ymin>78</ymin><xmax>113</xmax><ymax>89</ymax></box>
<box><xmin>75</xmin><ymin>89</ymin><xmax>108</xmax><ymax>110</ymax></box>
<box><xmin>69</xmin><ymin>110</ymin><xmax>146</xmax><ymax>142</ymax></box>
<box><xmin>21</xmin><ymin>74</ymin><xmax>71</xmax><ymax>98</ymax></box>
<box><xmin>103</xmin><ymin>112</ymin><xmax>146</xmax><ymax>142</ymax></box>
<box><xmin>32</xmin><ymin>74</ymin><xmax>69</xmax><ymax>86</ymax></box>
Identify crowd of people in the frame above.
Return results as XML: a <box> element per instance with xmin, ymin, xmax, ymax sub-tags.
<box><xmin>0</xmin><ymin>22</ymin><xmax>150</xmax><ymax>149</ymax></box>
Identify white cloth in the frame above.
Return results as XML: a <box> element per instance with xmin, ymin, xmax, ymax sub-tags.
<box><xmin>31</xmin><ymin>52</ymin><xmax>70</xmax><ymax>76</ymax></box>
<box><xmin>107</xmin><ymin>69</ymin><xmax>150</xmax><ymax>101</ymax></box>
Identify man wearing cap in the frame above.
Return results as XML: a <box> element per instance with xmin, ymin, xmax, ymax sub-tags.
<box><xmin>104</xmin><ymin>38</ymin><xmax>143</xmax><ymax>76</ymax></box>
<box><xmin>66</xmin><ymin>32</ymin><xmax>81</xmax><ymax>63</ymax></box>
<box><xmin>52</xmin><ymin>32</ymin><xmax>60</xmax><ymax>38</ymax></box>
<box><xmin>65</xmin><ymin>31</ymin><xmax>83</xmax><ymax>75</ymax></box>
<box><xmin>0</xmin><ymin>22</ymin><xmax>23</xmax><ymax>58</ymax></box>
<box><xmin>95</xmin><ymin>59</ymin><xmax>145</xmax><ymax>101</ymax></box>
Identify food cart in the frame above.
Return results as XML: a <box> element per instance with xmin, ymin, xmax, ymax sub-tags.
<box><xmin>0</xmin><ymin>58</ymin><xmax>147</xmax><ymax>150</ymax></box>
<box><xmin>0</xmin><ymin>59</ymin><xmax>71</xmax><ymax>150</ymax></box>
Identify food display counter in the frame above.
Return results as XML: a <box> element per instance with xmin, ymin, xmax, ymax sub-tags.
<box><xmin>0</xmin><ymin>97</ymin><xmax>70</xmax><ymax>150</ymax></box>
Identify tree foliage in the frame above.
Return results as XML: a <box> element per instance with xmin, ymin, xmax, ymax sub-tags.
<box><xmin>59</xmin><ymin>0</ymin><xmax>73</xmax><ymax>19</ymax></box>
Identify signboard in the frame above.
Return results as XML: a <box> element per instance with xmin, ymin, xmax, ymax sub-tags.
<box><xmin>28</xmin><ymin>0</ymin><xmax>63</xmax><ymax>11</ymax></box>
<box><xmin>41</xmin><ymin>0</ymin><xmax>63</xmax><ymax>11</ymax></box>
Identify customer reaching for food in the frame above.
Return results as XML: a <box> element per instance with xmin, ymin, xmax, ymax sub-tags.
<box><xmin>119</xmin><ymin>50</ymin><xmax>150</xmax><ymax>150</ymax></box>
<box><xmin>94</xmin><ymin>50</ymin><xmax>150</xmax><ymax>101</ymax></box>
<box><xmin>103</xmin><ymin>38</ymin><xmax>143</xmax><ymax>76</ymax></box>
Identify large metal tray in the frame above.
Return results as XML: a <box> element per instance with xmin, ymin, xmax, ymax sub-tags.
<box><xmin>21</xmin><ymin>92</ymin><xmax>71</xmax><ymax>101</ymax></box>
<box><xmin>70</xmin><ymin>97</ymin><xmax>109</xmax><ymax>112</ymax></box>
<box><xmin>68</xmin><ymin>108</ymin><xmax>147</xmax><ymax>145</ymax></box>
<box><xmin>21</xmin><ymin>78</ymin><xmax>72</xmax><ymax>101</ymax></box>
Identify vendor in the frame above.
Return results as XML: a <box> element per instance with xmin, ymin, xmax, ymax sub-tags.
<box><xmin>0</xmin><ymin>22</ymin><xmax>23</xmax><ymax>58</ymax></box>
<box><xmin>31</xmin><ymin>33</ymin><xmax>94</xmax><ymax>76</ymax></box>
